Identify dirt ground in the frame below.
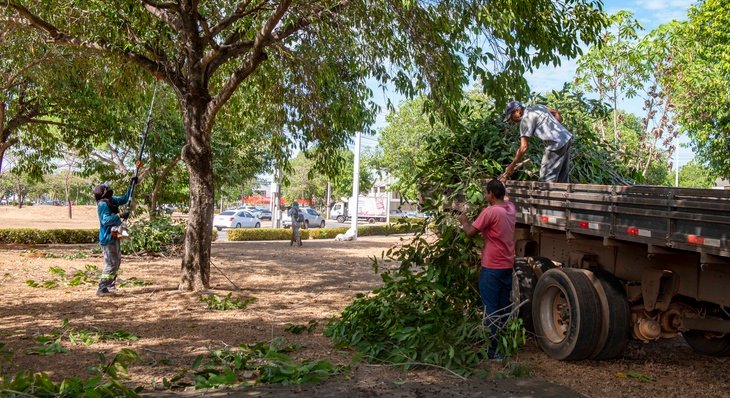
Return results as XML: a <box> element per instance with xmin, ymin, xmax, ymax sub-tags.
<box><xmin>0</xmin><ymin>205</ymin><xmax>728</xmax><ymax>397</ymax></box>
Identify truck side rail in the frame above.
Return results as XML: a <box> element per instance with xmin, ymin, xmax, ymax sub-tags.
<box><xmin>506</xmin><ymin>181</ymin><xmax>730</xmax><ymax>258</ymax></box>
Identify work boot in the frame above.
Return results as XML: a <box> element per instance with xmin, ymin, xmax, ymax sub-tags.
<box><xmin>97</xmin><ymin>278</ymin><xmax>114</xmax><ymax>296</ymax></box>
<box><xmin>108</xmin><ymin>277</ymin><xmax>123</xmax><ymax>291</ymax></box>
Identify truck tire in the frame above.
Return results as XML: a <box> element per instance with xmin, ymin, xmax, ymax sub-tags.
<box><xmin>511</xmin><ymin>257</ymin><xmax>555</xmax><ymax>332</ymax></box>
<box><xmin>581</xmin><ymin>269</ymin><xmax>630</xmax><ymax>360</ymax></box>
<box><xmin>532</xmin><ymin>268</ymin><xmax>602</xmax><ymax>360</ymax></box>
<box><xmin>367</xmin><ymin>218</ymin><xmax>375</xmax><ymax>224</ymax></box>
<box><xmin>336</xmin><ymin>216</ymin><xmax>345</xmax><ymax>223</ymax></box>
<box><xmin>683</xmin><ymin>330</ymin><xmax>730</xmax><ymax>356</ymax></box>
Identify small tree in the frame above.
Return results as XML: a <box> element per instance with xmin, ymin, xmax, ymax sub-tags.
<box><xmin>576</xmin><ymin>11</ymin><xmax>678</xmax><ymax>180</ymax></box>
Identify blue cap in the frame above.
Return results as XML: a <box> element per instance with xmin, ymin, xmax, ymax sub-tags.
<box><xmin>502</xmin><ymin>100</ymin><xmax>523</xmax><ymax>122</ymax></box>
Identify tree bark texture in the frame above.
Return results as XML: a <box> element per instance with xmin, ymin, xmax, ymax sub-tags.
<box><xmin>179</xmin><ymin>101</ymin><xmax>213</xmax><ymax>291</ymax></box>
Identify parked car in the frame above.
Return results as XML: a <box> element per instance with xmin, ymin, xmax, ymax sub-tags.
<box><xmin>40</xmin><ymin>200</ymin><xmax>64</xmax><ymax>206</ymax></box>
<box><xmin>213</xmin><ymin>210</ymin><xmax>261</xmax><ymax>231</ymax></box>
<box><xmin>157</xmin><ymin>204</ymin><xmax>175</xmax><ymax>214</ymax></box>
<box><xmin>255</xmin><ymin>209</ymin><xmax>272</xmax><ymax>220</ymax></box>
<box><xmin>282</xmin><ymin>207</ymin><xmax>326</xmax><ymax>228</ymax></box>
<box><xmin>235</xmin><ymin>205</ymin><xmax>258</xmax><ymax>213</ymax></box>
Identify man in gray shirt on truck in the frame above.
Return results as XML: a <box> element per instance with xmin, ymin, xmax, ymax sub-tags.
<box><xmin>501</xmin><ymin>101</ymin><xmax>573</xmax><ymax>183</ymax></box>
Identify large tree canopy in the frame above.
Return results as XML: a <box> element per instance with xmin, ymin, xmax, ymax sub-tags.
<box><xmin>1</xmin><ymin>0</ymin><xmax>608</xmax><ymax>290</ymax></box>
<box><xmin>655</xmin><ymin>0</ymin><xmax>730</xmax><ymax>178</ymax></box>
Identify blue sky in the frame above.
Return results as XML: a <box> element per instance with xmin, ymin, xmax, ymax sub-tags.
<box><xmin>367</xmin><ymin>0</ymin><xmax>697</xmax><ymax>168</ymax></box>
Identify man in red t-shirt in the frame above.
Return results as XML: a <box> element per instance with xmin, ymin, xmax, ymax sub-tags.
<box><xmin>458</xmin><ymin>179</ymin><xmax>516</xmax><ymax>359</ymax></box>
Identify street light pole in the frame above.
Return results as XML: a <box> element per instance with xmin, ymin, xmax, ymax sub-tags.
<box><xmin>675</xmin><ymin>140</ymin><xmax>679</xmax><ymax>187</ymax></box>
<box><xmin>348</xmin><ymin>131</ymin><xmax>361</xmax><ymax>240</ymax></box>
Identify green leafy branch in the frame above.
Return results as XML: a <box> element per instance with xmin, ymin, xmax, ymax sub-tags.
<box><xmin>160</xmin><ymin>339</ymin><xmax>344</xmax><ymax>390</ymax></box>
<box><xmin>200</xmin><ymin>293</ymin><xmax>256</xmax><ymax>311</ymax></box>
<box><xmin>28</xmin><ymin>319</ymin><xmax>139</xmax><ymax>356</ymax></box>
<box><xmin>26</xmin><ymin>264</ymin><xmax>99</xmax><ymax>289</ymax></box>
<box><xmin>1</xmin><ymin>349</ymin><xmax>142</xmax><ymax>397</ymax></box>
<box><xmin>284</xmin><ymin>320</ymin><xmax>318</xmax><ymax>335</ymax></box>
<box><xmin>495</xmin><ymin>317</ymin><xmax>527</xmax><ymax>359</ymax></box>
<box><xmin>0</xmin><ymin>342</ymin><xmax>14</xmax><ymax>373</ymax></box>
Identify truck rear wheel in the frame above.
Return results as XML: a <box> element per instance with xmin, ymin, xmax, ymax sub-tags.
<box><xmin>367</xmin><ymin>218</ymin><xmax>375</xmax><ymax>224</ymax></box>
<box><xmin>583</xmin><ymin>269</ymin><xmax>630</xmax><ymax>360</ymax></box>
<box><xmin>512</xmin><ymin>257</ymin><xmax>555</xmax><ymax>332</ymax></box>
<box><xmin>683</xmin><ymin>330</ymin><xmax>730</xmax><ymax>356</ymax></box>
<box><xmin>336</xmin><ymin>216</ymin><xmax>345</xmax><ymax>223</ymax></box>
<box><xmin>532</xmin><ymin>268</ymin><xmax>602</xmax><ymax>360</ymax></box>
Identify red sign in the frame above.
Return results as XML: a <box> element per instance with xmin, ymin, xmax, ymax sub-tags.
<box><xmin>241</xmin><ymin>196</ymin><xmax>311</xmax><ymax>207</ymax></box>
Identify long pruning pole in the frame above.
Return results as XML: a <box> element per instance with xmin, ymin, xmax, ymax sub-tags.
<box><xmin>127</xmin><ymin>80</ymin><xmax>159</xmax><ymax>213</ymax></box>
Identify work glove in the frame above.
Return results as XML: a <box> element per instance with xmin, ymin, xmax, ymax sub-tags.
<box><xmin>130</xmin><ymin>176</ymin><xmax>139</xmax><ymax>186</ymax></box>
<box><xmin>120</xmin><ymin>211</ymin><xmax>130</xmax><ymax>220</ymax></box>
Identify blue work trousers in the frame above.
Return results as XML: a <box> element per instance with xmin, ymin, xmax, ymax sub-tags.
<box><xmin>479</xmin><ymin>267</ymin><xmax>513</xmax><ymax>353</ymax></box>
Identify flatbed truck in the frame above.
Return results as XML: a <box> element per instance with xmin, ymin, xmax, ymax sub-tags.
<box><xmin>506</xmin><ymin>181</ymin><xmax>730</xmax><ymax>360</ymax></box>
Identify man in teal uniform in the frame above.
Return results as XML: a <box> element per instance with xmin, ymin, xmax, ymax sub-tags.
<box><xmin>92</xmin><ymin>179</ymin><xmax>135</xmax><ymax>296</ymax></box>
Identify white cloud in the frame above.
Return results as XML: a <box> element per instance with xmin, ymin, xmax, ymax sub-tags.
<box><xmin>634</xmin><ymin>0</ymin><xmax>694</xmax><ymax>11</ymax></box>
<box><xmin>631</xmin><ymin>0</ymin><xmax>693</xmax><ymax>27</ymax></box>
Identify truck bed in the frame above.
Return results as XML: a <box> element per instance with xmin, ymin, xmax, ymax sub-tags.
<box><xmin>507</xmin><ymin>181</ymin><xmax>730</xmax><ymax>259</ymax></box>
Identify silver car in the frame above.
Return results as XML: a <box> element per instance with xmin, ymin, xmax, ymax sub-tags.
<box><xmin>213</xmin><ymin>210</ymin><xmax>261</xmax><ymax>231</ymax></box>
<box><xmin>282</xmin><ymin>207</ymin><xmax>326</xmax><ymax>228</ymax></box>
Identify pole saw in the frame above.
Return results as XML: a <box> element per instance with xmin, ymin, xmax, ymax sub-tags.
<box><xmin>127</xmin><ymin>79</ymin><xmax>159</xmax><ymax>211</ymax></box>
<box><xmin>113</xmin><ymin>79</ymin><xmax>159</xmax><ymax>239</ymax></box>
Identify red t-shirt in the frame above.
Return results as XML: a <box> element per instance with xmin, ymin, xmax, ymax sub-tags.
<box><xmin>472</xmin><ymin>201</ymin><xmax>516</xmax><ymax>269</ymax></box>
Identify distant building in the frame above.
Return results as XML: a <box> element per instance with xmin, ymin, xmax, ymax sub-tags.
<box><xmin>713</xmin><ymin>177</ymin><xmax>729</xmax><ymax>190</ymax></box>
<box><xmin>369</xmin><ymin>177</ymin><xmax>418</xmax><ymax>213</ymax></box>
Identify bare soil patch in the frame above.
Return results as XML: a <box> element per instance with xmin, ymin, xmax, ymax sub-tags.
<box><xmin>0</xmin><ymin>205</ymin><xmax>727</xmax><ymax>397</ymax></box>
<box><xmin>0</xmin><ymin>204</ymin><xmax>99</xmax><ymax>230</ymax></box>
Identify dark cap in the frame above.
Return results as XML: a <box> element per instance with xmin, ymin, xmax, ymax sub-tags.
<box><xmin>502</xmin><ymin>100</ymin><xmax>523</xmax><ymax>122</ymax></box>
<box><xmin>92</xmin><ymin>182</ymin><xmax>111</xmax><ymax>201</ymax></box>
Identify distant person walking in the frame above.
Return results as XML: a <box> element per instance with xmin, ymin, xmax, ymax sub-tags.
<box><xmin>92</xmin><ymin>179</ymin><xmax>135</xmax><ymax>296</ymax></box>
<box><xmin>501</xmin><ymin>101</ymin><xmax>573</xmax><ymax>183</ymax></box>
<box><xmin>288</xmin><ymin>201</ymin><xmax>302</xmax><ymax>247</ymax></box>
<box><xmin>457</xmin><ymin>179</ymin><xmax>516</xmax><ymax>359</ymax></box>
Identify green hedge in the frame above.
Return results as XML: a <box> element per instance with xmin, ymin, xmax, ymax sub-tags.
<box><xmin>0</xmin><ymin>229</ymin><xmax>98</xmax><ymax>244</ymax></box>
<box><xmin>308</xmin><ymin>227</ymin><xmax>349</xmax><ymax>239</ymax></box>
<box><xmin>0</xmin><ymin>223</ymin><xmax>423</xmax><ymax>244</ymax></box>
<box><xmin>227</xmin><ymin>228</ymin><xmax>311</xmax><ymax>241</ymax></box>
<box><xmin>226</xmin><ymin>222</ymin><xmax>424</xmax><ymax>241</ymax></box>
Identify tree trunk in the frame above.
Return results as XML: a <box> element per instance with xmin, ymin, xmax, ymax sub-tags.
<box><xmin>15</xmin><ymin>177</ymin><xmax>23</xmax><ymax>209</ymax></box>
<box><xmin>150</xmin><ymin>155</ymin><xmax>181</xmax><ymax>218</ymax></box>
<box><xmin>612</xmin><ymin>94</ymin><xmax>619</xmax><ymax>143</ymax></box>
<box><xmin>179</xmin><ymin>103</ymin><xmax>214</xmax><ymax>291</ymax></box>
<box><xmin>0</xmin><ymin>139</ymin><xmax>18</xmax><ymax>175</ymax></box>
<box><xmin>65</xmin><ymin>167</ymin><xmax>72</xmax><ymax>219</ymax></box>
